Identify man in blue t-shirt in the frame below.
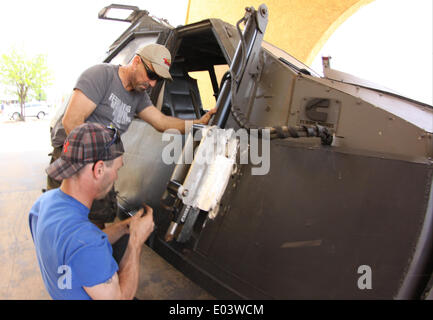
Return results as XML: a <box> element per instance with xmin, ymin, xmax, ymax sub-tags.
<box><xmin>29</xmin><ymin>122</ymin><xmax>155</xmax><ymax>299</ymax></box>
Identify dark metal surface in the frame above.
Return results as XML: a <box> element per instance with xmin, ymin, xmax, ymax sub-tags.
<box><xmin>396</xmin><ymin>177</ymin><xmax>433</xmax><ymax>299</ymax></box>
<box><xmin>187</xmin><ymin>140</ymin><xmax>432</xmax><ymax>299</ymax></box>
<box><xmin>212</xmin><ymin>79</ymin><xmax>232</xmax><ymax>128</ymax></box>
<box><xmin>114</xmin><ymin>120</ymin><xmax>177</xmax><ymax>213</ymax></box>
<box><xmin>102</xmin><ymin>3</ymin><xmax>433</xmax><ymax>299</ymax></box>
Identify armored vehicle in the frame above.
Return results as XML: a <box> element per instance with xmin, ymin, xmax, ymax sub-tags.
<box><xmin>99</xmin><ymin>4</ymin><xmax>433</xmax><ymax>299</ymax></box>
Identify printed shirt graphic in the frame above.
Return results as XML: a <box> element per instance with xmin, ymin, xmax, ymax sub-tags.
<box><xmin>74</xmin><ymin>63</ymin><xmax>152</xmax><ymax>135</ymax></box>
<box><xmin>108</xmin><ymin>93</ymin><xmax>133</xmax><ymax>128</ymax></box>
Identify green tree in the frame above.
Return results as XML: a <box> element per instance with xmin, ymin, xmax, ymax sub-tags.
<box><xmin>0</xmin><ymin>49</ymin><xmax>52</xmax><ymax>120</ymax></box>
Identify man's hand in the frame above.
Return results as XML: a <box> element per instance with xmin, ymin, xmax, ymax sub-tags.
<box><xmin>195</xmin><ymin>107</ymin><xmax>217</xmax><ymax>125</ymax></box>
<box><xmin>128</xmin><ymin>204</ymin><xmax>154</xmax><ymax>247</ymax></box>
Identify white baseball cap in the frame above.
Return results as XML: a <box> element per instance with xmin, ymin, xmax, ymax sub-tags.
<box><xmin>136</xmin><ymin>44</ymin><xmax>173</xmax><ymax>81</ymax></box>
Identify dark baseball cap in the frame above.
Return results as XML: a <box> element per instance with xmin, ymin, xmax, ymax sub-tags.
<box><xmin>46</xmin><ymin>123</ymin><xmax>124</xmax><ymax>181</ymax></box>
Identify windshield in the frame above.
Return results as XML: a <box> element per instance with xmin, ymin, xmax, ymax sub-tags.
<box><xmin>262</xmin><ymin>41</ymin><xmax>320</xmax><ymax>77</ymax></box>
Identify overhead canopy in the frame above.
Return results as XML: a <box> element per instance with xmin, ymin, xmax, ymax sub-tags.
<box><xmin>185</xmin><ymin>0</ymin><xmax>374</xmax><ymax>65</ymax></box>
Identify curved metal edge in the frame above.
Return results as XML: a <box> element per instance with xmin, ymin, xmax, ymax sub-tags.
<box><xmin>396</xmin><ymin>171</ymin><xmax>433</xmax><ymax>299</ymax></box>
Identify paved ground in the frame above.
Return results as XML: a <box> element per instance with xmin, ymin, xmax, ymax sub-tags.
<box><xmin>0</xmin><ymin>114</ymin><xmax>213</xmax><ymax>300</ymax></box>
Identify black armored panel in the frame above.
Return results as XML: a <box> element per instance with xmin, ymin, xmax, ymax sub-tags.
<box><xmin>100</xmin><ymin>4</ymin><xmax>433</xmax><ymax>299</ymax></box>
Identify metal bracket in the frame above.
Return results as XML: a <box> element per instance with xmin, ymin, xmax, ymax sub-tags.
<box><xmin>98</xmin><ymin>4</ymin><xmax>145</xmax><ymax>23</ymax></box>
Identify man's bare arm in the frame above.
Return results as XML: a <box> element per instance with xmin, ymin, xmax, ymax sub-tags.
<box><xmin>83</xmin><ymin>205</ymin><xmax>154</xmax><ymax>300</ymax></box>
<box><xmin>82</xmin><ymin>241</ymin><xmax>142</xmax><ymax>300</ymax></box>
<box><xmin>62</xmin><ymin>89</ymin><xmax>97</xmax><ymax>135</ymax></box>
<box><xmin>102</xmin><ymin>219</ymin><xmax>130</xmax><ymax>244</ymax></box>
<box><xmin>137</xmin><ymin>106</ymin><xmax>217</xmax><ymax>134</ymax></box>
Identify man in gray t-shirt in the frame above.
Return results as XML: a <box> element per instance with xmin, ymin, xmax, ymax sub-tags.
<box><xmin>51</xmin><ymin>63</ymin><xmax>152</xmax><ymax>148</ymax></box>
<box><xmin>48</xmin><ymin>44</ymin><xmax>216</xmax><ymax>228</ymax></box>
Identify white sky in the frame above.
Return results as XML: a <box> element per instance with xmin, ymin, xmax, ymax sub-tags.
<box><xmin>311</xmin><ymin>0</ymin><xmax>432</xmax><ymax>105</ymax></box>
<box><xmin>0</xmin><ymin>0</ymin><xmax>189</xmax><ymax>102</ymax></box>
<box><xmin>0</xmin><ymin>0</ymin><xmax>431</xmax><ymax>106</ymax></box>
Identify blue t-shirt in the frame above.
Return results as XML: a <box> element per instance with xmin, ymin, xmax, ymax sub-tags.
<box><xmin>29</xmin><ymin>189</ymin><xmax>118</xmax><ymax>300</ymax></box>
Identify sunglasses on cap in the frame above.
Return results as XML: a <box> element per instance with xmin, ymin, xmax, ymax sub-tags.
<box><xmin>92</xmin><ymin>124</ymin><xmax>121</xmax><ymax>171</ymax></box>
<box><xmin>139</xmin><ymin>57</ymin><xmax>164</xmax><ymax>82</ymax></box>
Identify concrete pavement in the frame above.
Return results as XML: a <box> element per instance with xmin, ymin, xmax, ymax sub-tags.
<box><xmin>0</xmin><ymin>117</ymin><xmax>52</xmax><ymax>299</ymax></box>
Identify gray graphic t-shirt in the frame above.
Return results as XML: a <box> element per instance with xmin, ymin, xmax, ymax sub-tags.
<box><xmin>51</xmin><ymin>63</ymin><xmax>152</xmax><ymax>147</ymax></box>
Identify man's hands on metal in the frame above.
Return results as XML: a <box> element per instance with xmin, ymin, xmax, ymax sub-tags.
<box><xmin>196</xmin><ymin>107</ymin><xmax>217</xmax><ymax>125</ymax></box>
<box><xmin>128</xmin><ymin>204</ymin><xmax>155</xmax><ymax>247</ymax></box>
